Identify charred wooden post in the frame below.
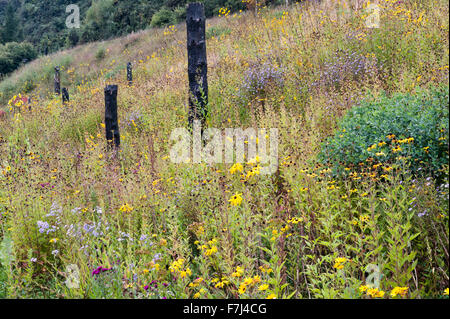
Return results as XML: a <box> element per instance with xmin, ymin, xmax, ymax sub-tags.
<box><xmin>127</xmin><ymin>62</ymin><xmax>133</xmax><ymax>86</ymax></box>
<box><xmin>62</xmin><ymin>88</ymin><xmax>70</xmax><ymax>104</ymax></box>
<box><xmin>54</xmin><ymin>66</ymin><xmax>61</xmax><ymax>95</ymax></box>
<box><xmin>186</xmin><ymin>2</ymin><xmax>208</xmax><ymax>128</ymax></box>
<box><xmin>104</xmin><ymin>85</ymin><xmax>120</xmax><ymax>148</ymax></box>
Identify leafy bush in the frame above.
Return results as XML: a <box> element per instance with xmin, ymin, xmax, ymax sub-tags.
<box><xmin>95</xmin><ymin>47</ymin><xmax>106</xmax><ymax>61</ymax></box>
<box><xmin>0</xmin><ymin>42</ymin><xmax>37</xmax><ymax>76</ymax></box>
<box><xmin>150</xmin><ymin>8</ymin><xmax>176</xmax><ymax>28</ymax></box>
<box><xmin>319</xmin><ymin>86</ymin><xmax>449</xmax><ymax>177</ymax></box>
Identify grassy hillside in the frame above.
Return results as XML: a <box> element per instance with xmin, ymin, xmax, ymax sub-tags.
<box><xmin>0</xmin><ymin>0</ymin><xmax>448</xmax><ymax>299</ymax></box>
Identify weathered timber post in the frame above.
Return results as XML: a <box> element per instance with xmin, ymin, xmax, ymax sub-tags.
<box><xmin>127</xmin><ymin>62</ymin><xmax>133</xmax><ymax>86</ymax></box>
<box><xmin>187</xmin><ymin>2</ymin><xmax>208</xmax><ymax>128</ymax></box>
<box><xmin>104</xmin><ymin>85</ymin><xmax>120</xmax><ymax>148</ymax></box>
<box><xmin>54</xmin><ymin>66</ymin><xmax>61</xmax><ymax>95</ymax></box>
<box><xmin>62</xmin><ymin>88</ymin><xmax>70</xmax><ymax>104</ymax></box>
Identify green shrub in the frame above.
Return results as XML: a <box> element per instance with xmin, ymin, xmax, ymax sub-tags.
<box><xmin>95</xmin><ymin>47</ymin><xmax>106</xmax><ymax>61</ymax></box>
<box><xmin>150</xmin><ymin>7</ymin><xmax>176</xmax><ymax>28</ymax></box>
<box><xmin>319</xmin><ymin>86</ymin><xmax>449</xmax><ymax>177</ymax></box>
<box><xmin>173</xmin><ymin>6</ymin><xmax>187</xmax><ymax>22</ymax></box>
<box><xmin>0</xmin><ymin>42</ymin><xmax>37</xmax><ymax>76</ymax></box>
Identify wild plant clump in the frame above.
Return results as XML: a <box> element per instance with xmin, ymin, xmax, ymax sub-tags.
<box><xmin>319</xmin><ymin>86</ymin><xmax>449</xmax><ymax>178</ymax></box>
<box><xmin>239</xmin><ymin>61</ymin><xmax>285</xmax><ymax>101</ymax></box>
<box><xmin>312</xmin><ymin>49</ymin><xmax>380</xmax><ymax>92</ymax></box>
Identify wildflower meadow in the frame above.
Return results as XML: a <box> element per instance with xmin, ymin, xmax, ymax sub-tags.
<box><xmin>0</xmin><ymin>0</ymin><xmax>448</xmax><ymax>302</ymax></box>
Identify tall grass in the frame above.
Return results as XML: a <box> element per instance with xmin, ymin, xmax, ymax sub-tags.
<box><xmin>0</xmin><ymin>0</ymin><xmax>448</xmax><ymax>299</ymax></box>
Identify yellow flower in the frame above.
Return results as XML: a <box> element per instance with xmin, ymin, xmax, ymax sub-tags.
<box><xmin>392</xmin><ymin>146</ymin><xmax>402</xmax><ymax>153</ymax></box>
<box><xmin>49</xmin><ymin>238</ymin><xmax>59</xmax><ymax>244</ymax></box>
<box><xmin>390</xmin><ymin>286</ymin><xmax>409</xmax><ymax>298</ymax></box>
<box><xmin>238</xmin><ymin>283</ymin><xmax>247</xmax><ymax>294</ymax></box>
<box><xmin>333</xmin><ymin>257</ymin><xmax>348</xmax><ymax>270</ymax></box>
<box><xmin>151</xmin><ymin>263</ymin><xmax>160</xmax><ymax>271</ymax></box>
<box><xmin>359</xmin><ymin>285</ymin><xmax>369</xmax><ymax>293</ymax></box>
<box><xmin>119</xmin><ymin>203</ymin><xmax>133</xmax><ymax>213</ymax></box>
<box><xmin>367</xmin><ymin>144</ymin><xmax>377</xmax><ymax>152</ymax></box>
<box><xmin>266</xmin><ymin>293</ymin><xmax>276</xmax><ymax>299</ymax></box>
<box><xmin>228</xmin><ymin>192</ymin><xmax>243</xmax><ymax>206</ymax></box>
<box><xmin>243</xmin><ymin>277</ymin><xmax>254</xmax><ymax>286</ymax></box>
<box><xmin>205</xmin><ymin>245</ymin><xmax>218</xmax><ymax>256</ymax></box>
<box><xmin>193</xmin><ymin>292</ymin><xmax>201</xmax><ymax>298</ymax></box>
<box><xmin>367</xmin><ymin>288</ymin><xmax>385</xmax><ymax>298</ymax></box>
<box><xmin>258</xmin><ymin>284</ymin><xmax>269</xmax><ymax>291</ymax></box>
<box><xmin>444</xmin><ymin>288</ymin><xmax>449</xmax><ymax>296</ymax></box>
<box><xmin>229</xmin><ymin>163</ymin><xmax>243</xmax><ymax>174</ymax></box>
<box><xmin>359</xmin><ymin>215</ymin><xmax>370</xmax><ymax>223</ymax></box>
<box><xmin>232</xmin><ymin>266</ymin><xmax>244</xmax><ymax>278</ymax></box>
<box><xmin>215</xmin><ymin>278</ymin><xmax>229</xmax><ymax>289</ymax></box>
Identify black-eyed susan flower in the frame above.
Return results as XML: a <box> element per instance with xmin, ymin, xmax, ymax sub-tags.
<box><xmin>228</xmin><ymin>192</ymin><xmax>243</xmax><ymax>206</ymax></box>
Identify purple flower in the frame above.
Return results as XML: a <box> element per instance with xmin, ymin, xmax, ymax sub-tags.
<box><xmin>92</xmin><ymin>265</ymin><xmax>111</xmax><ymax>276</ymax></box>
<box><xmin>240</xmin><ymin>62</ymin><xmax>285</xmax><ymax>99</ymax></box>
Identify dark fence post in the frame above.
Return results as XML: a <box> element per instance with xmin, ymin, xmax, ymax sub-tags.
<box><xmin>62</xmin><ymin>88</ymin><xmax>69</xmax><ymax>104</ymax></box>
<box><xmin>186</xmin><ymin>2</ymin><xmax>208</xmax><ymax>128</ymax></box>
<box><xmin>54</xmin><ymin>66</ymin><xmax>61</xmax><ymax>95</ymax></box>
<box><xmin>104</xmin><ymin>85</ymin><xmax>120</xmax><ymax>148</ymax></box>
<box><xmin>127</xmin><ymin>62</ymin><xmax>133</xmax><ymax>86</ymax></box>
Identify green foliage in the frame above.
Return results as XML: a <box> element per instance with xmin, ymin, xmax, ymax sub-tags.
<box><xmin>150</xmin><ymin>7</ymin><xmax>176</xmax><ymax>28</ymax></box>
<box><xmin>0</xmin><ymin>54</ymin><xmax>72</xmax><ymax>105</ymax></box>
<box><xmin>60</xmin><ymin>109</ymin><xmax>102</xmax><ymax>144</ymax></box>
<box><xmin>320</xmin><ymin>86</ymin><xmax>449</xmax><ymax>177</ymax></box>
<box><xmin>206</xmin><ymin>26</ymin><xmax>232</xmax><ymax>40</ymax></box>
<box><xmin>95</xmin><ymin>47</ymin><xmax>106</xmax><ymax>61</ymax></box>
<box><xmin>66</xmin><ymin>29</ymin><xmax>80</xmax><ymax>48</ymax></box>
<box><xmin>0</xmin><ymin>2</ymin><xmax>21</xmax><ymax>44</ymax></box>
<box><xmin>0</xmin><ymin>0</ymin><xmax>448</xmax><ymax>300</ymax></box>
<box><xmin>0</xmin><ymin>42</ymin><xmax>37</xmax><ymax>76</ymax></box>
